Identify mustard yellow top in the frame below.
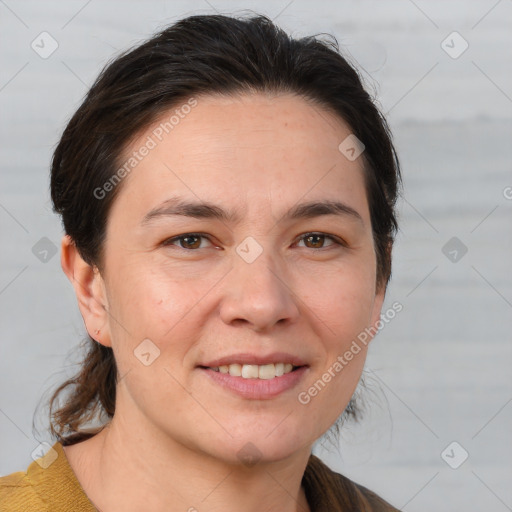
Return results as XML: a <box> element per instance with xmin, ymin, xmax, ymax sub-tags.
<box><xmin>0</xmin><ymin>442</ymin><xmax>97</xmax><ymax>512</ymax></box>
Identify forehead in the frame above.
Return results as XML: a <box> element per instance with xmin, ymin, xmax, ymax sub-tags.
<box><xmin>110</xmin><ymin>92</ymin><xmax>369</xmax><ymax>225</ymax></box>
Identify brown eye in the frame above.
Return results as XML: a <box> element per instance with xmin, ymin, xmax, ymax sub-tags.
<box><xmin>164</xmin><ymin>233</ymin><xmax>211</xmax><ymax>250</ymax></box>
<box><xmin>297</xmin><ymin>233</ymin><xmax>340</xmax><ymax>249</ymax></box>
<box><xmin>305</xmin><ymin>234</ymin><xmax>324</xmax><ymax>248</ymax></box>
<box><xmin>179</xmin><ymin>235</ymin><xmax>202</xmax><ymax>249</ymax></box>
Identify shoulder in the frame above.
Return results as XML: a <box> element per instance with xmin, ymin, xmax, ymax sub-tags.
<box><xmin>303</xmin><ymin>454</ymin><xmax>401</xmax><ymax>511</ymax></box>
<box><xmin>351</xmin><ymin>480</ymin><xmax>402</xmax><ymax>512</ymax></box>
<box><xmin>0</xmin><ymin>469</ymin><xmax>44</xmax><ymax>512</ymax></box>
<box><xmin>0</xmin><ymin>442</ymin><xmax>97</xmax><ymax>512</ymax></box>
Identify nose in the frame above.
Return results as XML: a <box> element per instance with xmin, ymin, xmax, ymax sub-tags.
<box><xmin>219</xmin><ymin>246</ymin><xmax>300</xmax><ymax>332</ymax></box>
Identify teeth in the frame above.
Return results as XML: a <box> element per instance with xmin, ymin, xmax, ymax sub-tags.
<box><xmin>257</xmin><ymin>364</ymin><xmax>275</xmax><ymax>380</ymax></box>
<box><xmin>241</xmin><ymin>364</ymin><xmax>259</xmax><ymax>379</ymax></box>
<box><xmin>210</xmin><ymin>363</ymin><xmax>297</xmax><ymax>379</ymax></box>
<box><xmin>275</xmin><ymin>363</ymin><xmax>284</xmax><ymax>377</ymax></box>
<box><xmin>228</xmin><ymin>363</ymin><xmax>242</xmax><ymax>377</ymax></box>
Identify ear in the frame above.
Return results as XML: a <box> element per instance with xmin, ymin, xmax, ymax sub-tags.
<box><xmin>60</xmin><ymin>235</ymin><xmax>112</xmax><ymax>347</ymax></box>
<box><xmin>368</xmin><ymin>281</ymin><xmax>386</xmax><ymax>334</ymax></box>
<box><xmin>368</xmin><ymin>241</ymin><xmax>392</xmax><ymax>337</ymax></box>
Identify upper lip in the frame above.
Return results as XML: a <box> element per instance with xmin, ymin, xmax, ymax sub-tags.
<box><xmin>199</xmin><ymin>352</ymin><xmax>308</xmax><ymax>368</ymax></box>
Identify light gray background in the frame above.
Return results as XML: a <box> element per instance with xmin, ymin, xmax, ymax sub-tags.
<box><xmin>1</xmin><ymin>1</ymin><xmax>511</xmax><ymax>511</ymax></box>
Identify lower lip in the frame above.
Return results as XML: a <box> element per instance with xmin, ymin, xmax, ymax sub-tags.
<box><xmin>198</xmin><ymin>366</ymin><xmax>309</xmax><ymax>400</ymax></box>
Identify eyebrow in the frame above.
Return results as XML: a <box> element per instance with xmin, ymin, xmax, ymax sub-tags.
<box><xmin>140</xmin><ymin>196</ymin><xmax>364</xmax><ymax>226</ymax></box>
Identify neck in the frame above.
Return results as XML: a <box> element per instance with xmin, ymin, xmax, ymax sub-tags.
<box><xmin>64</xmin><ymin>394</ymin><xmax>312</xmax><ymax>512</ymax></box>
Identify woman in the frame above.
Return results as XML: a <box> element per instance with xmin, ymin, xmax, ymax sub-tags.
<box><xmin>0</xmin><ymin>13</ymin><xmax>401</xmax><ymax>511</ymax></box>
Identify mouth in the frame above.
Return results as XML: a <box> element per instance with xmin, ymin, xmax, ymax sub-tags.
<box><xmin>199</xmin><ymin>362</ymin><xmax>301</xmax><ymax>380</ymax></box>
<box><xmin>197</xmin><ymin>355</ymin><xmax>309</xmax><ymax>399</ymax></box>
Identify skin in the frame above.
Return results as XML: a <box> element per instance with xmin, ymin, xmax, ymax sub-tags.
<box><xmin>60</xmin><ymin>92</ymin><xmax>386</xmax><ymax>512</ymax></box>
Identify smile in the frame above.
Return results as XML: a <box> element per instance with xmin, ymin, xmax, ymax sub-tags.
<box><xmin>207</xmin><ymin>363</ymin><xmax>296</xmax><ymax>380</ymax></box>
<box><xmin>198</xmin><ymin>365</ymin><xmax>308</xmax><ymax>400</ymax></box>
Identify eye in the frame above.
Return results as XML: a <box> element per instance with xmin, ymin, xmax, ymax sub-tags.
<box><xmin>162</xmin><ymin>232</ymin><xmax>345</xmax><ymax>252</ymax></box>
<box><xmin>162</xmin><ymin>233</ymin><xmax>214</xmax><ymax>250</ymax></box>
<box><xmin>295</xmin><ymin>232</ymin><xmax>344</xmax><ymax>249</ymax></box>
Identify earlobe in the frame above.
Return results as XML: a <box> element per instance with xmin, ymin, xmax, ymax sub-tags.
<box><xmin>60</xmin><ymin>235</ymin><xmax>112</xmax><ymax>347</ymax></box>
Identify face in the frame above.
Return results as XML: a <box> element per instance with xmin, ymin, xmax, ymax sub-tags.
<box><xmin>87</xmin><ymin>92</ymin><xmax>385</xmax><ymax>463</ymax></box>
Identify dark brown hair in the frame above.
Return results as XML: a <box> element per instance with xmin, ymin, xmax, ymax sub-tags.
<box><xmin>45</xmin><ymin>13</ymin><xmax>401</xmax><ymax>502</ymax></box>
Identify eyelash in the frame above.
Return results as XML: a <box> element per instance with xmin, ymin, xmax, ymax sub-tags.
<box><xmin>162</xmin><ymin>232</ymin><xmax>346</xmax><ymax>251</ymax></box>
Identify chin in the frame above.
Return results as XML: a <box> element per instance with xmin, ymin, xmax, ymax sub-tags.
<box><xmin>202</xmin><ymin>421</ymin><xmax>312</xmax><ymax>466</ymax></box>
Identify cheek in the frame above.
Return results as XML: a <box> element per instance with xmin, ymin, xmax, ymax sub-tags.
<box><xmin>106</xmin><ymin>263</ymin><xmax>216</xmax><ymax>354</ymax></box>
<box><xmin>299</xmin><ymin>261</ymin><xmax>377</xmax><ymax>340</ymax></box>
